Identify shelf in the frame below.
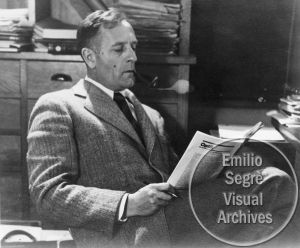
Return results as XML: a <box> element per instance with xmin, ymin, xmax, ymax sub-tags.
<box><xmin>0</xmin><ymin>52</ymin><xmax>196</xmax><ymax>65</ymax></box>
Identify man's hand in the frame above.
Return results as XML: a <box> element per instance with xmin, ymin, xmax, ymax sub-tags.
<box><xmin>126</xmin><ymin>183</ymin><xmax>174</xmax><ymax>217</ymax></box>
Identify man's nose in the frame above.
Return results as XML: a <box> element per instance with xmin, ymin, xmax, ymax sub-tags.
<box><xmin>127</xmin><ymin>46</ymin><xmax>137</xmax><ymax>63</ymax></box>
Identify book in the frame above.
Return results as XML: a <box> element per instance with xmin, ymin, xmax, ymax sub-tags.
<box><xmin>33</xmin><ymin>41</ymin><xmax>79</xmax><ymax>54</ymax></box>
<box><xmin>0</xmin><ymin>35</ymin><xmax>31</xmax><ymax>42</ymax></box>
<box><xmin>0</xmin><ymin>47</ymin><xmax>18</xmax><ymax>52</ymax></box>
<box><xmin>48</xmin><ymin>42</ymin><xmax>79</xmax><ymax>54</ymax></box>
<box><xmin>0</xmin><ymin>40</ymin><xmax>15</xmax><ymax>48</ymax></box>
<box><xmin>34</xmin><ymin>18</ymin><xmax>77</xmax><ymax>39</ymax></box>
<box><xmin>32</xmin><ymin>34</ymin><xmax>76</xmax><ymax>44</ymax></box>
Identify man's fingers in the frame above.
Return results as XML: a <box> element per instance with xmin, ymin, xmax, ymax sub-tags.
<box><xmin>156</xmin><ymin>191</ymin><xmax>173</xmax><ymax>201</ymax></box>
<box><xmin>151</xmin><ymin>182</ymin><xmax>172</xmax><ymax>191</ymax></box>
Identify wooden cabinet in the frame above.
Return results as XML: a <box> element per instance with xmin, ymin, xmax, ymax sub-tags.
<box><xmin>0</xmin><ymin>52</ymin><xmax>195</xmax><ymax>221</ymax></box>
<box><xmin>27</xmin><ymin>61</ymin><xmax>85</xmax><ymax>98</ymax></box>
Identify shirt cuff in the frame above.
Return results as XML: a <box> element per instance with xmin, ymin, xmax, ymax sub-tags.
<box><xmin>118</xmin><ymin>193</ymin><xmax>129</xmax><ymax>222</ymax></box>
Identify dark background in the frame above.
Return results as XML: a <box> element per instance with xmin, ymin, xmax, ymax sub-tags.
<box><xmin>188</xmin><ymin>0</ymin><xmax>295</xmax><ymax>137</ymax></box>
<box><xmin>189</xmin><ymin>0</ymin><xmax>293</xmax><ymax>102</ymax></box>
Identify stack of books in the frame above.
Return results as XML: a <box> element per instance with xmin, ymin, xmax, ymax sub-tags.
<box><xmin>268</xmin><ymin>95</ymin><xmax>300</xmax><ymax>127</ymax></box>
<box><xmin>0</xmin><ymin>9</ymin><xmax>33</xmax><ymax>52</ymax></box>
<box><xmin>33</xmin><ymin>17</ymin><xmax>78</xmax><ymax>54</ymax></box>
<box><xmin>278</xmin><ymin>96</ymin><xmax>300</xmax><ymax>122</ymax></box>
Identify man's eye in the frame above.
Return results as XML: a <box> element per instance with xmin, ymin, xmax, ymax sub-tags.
<box><xmin>114</xmin><ymin>47</ymin><xmax>124</xmax><ymax>53</ymax></box>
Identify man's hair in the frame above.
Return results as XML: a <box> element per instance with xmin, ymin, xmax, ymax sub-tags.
<box><xmin>77</xmin><ymin>8</ymin><xmax>126</xmax><ymax>51</ymax></box>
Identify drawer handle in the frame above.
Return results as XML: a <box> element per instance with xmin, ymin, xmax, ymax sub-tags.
<box><xmin>1</xmin><ymin>230</ymin><xmax>36</xmax><ymax>243</ymax></box>
<box><xmin>51</xmin><ymin>73</ymin><xmax>72</xmax><ymax>82</ymax></box>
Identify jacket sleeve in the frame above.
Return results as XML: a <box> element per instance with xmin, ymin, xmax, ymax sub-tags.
<box><xmin>27</xmin><ymin>94</ymin><xmax>125</xmax><ymax>238</ymax></box>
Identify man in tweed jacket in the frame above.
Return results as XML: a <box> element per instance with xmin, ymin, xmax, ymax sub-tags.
<box><xmin>27</xmin><ymin>9</ymin><xmax>296</xmax><ymax>248</ymax></box>
<box><xmin>27</xmin><ymin>9</ymin><xmax>178</xmax><ymax>248</ymax></box>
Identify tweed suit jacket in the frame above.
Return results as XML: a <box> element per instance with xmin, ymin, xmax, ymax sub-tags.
<box><xmin>27</xmin><ymin>79</ymin><xmax>178</xmax><ymax>248</ymax></box>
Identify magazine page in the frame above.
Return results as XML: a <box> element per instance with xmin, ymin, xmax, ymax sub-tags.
<box><xmin>168</xmin><ymin>131</ymin><xmax>235</xmax><ymax>189</ymax></box>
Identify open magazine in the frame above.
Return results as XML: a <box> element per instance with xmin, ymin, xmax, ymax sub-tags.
<box><xmin>167</xmin><ymin>131</ymin><xmax>236</xmax><ymax>189</ymax></box>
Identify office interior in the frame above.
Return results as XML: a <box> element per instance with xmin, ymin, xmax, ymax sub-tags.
<box><xmin>0</xmin><ymin>0</ymin><xmax>300</xmax><ymax>247</ymax></box>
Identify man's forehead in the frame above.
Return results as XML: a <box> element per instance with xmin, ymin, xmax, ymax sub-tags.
<box><xmin>100</xmin><ymin>21</ymin><xmax>137</xmax><ymax>44</ymax></box>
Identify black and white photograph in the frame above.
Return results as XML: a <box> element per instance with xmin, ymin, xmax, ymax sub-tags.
<box><xmin>0</xmin><ymin>0</ymin><xmax>299</xmax><ymax>247</ymax></box>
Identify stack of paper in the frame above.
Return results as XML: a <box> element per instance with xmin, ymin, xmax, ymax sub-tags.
<box><xmin>0</xmin><ymin>8</ymin><xmax>33</xmax><ymax>52</ymax></box>
<box><xmin>96</xmin><ymin>0</ymin><xmax>181</xmax><ymax>55</ymax></box>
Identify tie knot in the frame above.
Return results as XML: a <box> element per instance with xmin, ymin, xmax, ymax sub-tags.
<box><xmin>114</xmin><ymin>92</ymin><xmax>126</xmax><ymax>102</ymax></box>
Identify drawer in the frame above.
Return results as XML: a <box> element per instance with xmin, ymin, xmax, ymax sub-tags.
<box><xmin>0</xmin><ymin>172</ymin><xmax>22</xmax><ymax>219</ymax></box>
<box><xmin>0</xmin><ymin>135</ymin><xmax>21</xmax><ymax>172</ymax></box>
<box><xmin>27</xmin><ymin>61</ymin><xmax>86</xmax><ymax>98</ymax></box>
<box><xmin>0</xmin><ymin>60</ymin><xmax>20</xmax><ymax>97</ymax></box>
<box><xmin>0</xmin><ymin>99</ymin><xmax>20</xmax><ymax>130</ymax></box>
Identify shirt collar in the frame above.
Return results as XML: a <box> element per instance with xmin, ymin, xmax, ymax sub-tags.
<box><xmin>85</xmin><ymin>75</ymin><xmax>126</xmax><ymax>99</ymax></box>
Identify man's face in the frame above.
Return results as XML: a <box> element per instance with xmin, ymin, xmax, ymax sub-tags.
<box><xmin>92</xmin><ymin>20</ymin><xmax>137</xmax><ymax>91</ymax></box>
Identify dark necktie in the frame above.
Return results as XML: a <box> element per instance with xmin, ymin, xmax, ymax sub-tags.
<box><xmin>114</xmin><ymin>92</ymin><xmax>144</xmax><ymax>144</ymax></box>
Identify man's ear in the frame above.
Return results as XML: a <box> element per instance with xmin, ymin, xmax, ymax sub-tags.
<box><xmin>81</xmin><ymin>48</ymin><xmax>97</xmax><ymax>69</ymax></box>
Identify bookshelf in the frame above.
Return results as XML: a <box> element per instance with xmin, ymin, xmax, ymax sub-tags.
<box><xmin>0</xmin><ymin>0</ymin><xmax>195</xmax><ymax>224</ymax></box>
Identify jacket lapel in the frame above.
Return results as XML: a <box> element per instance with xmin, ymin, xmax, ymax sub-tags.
<box><xmin>126</xmin><ymin>91</ymin><xmax>169</xmax><ymax>181</ymax></box>
<box><xmin>73</xmin><ymin>81</ymin><xmax>168</xmax><ymax>180</ymax></box>
<box><xmin>72</xmin><ymin>80</ymin><xmax>146</xmax><ymax>153</ymax></box>
<box><xmin>125</xmin><ymin>90</ymin><xmax>158</xmax><ymax>158</ymax></box>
